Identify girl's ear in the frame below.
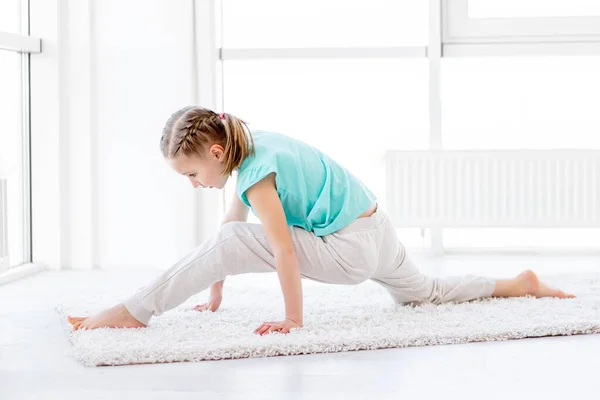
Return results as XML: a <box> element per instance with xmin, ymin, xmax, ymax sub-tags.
<box><xmin>210</xmin><ymin>144</ymin><xmax>225</xmax><ymax>161</ymax></box>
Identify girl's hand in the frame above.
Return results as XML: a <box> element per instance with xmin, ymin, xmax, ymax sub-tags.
<box><xmin>193</xmin><ymin>294</ymin><xmax>222</xmax><ymax>312</ymax></box>
<box><xmin>254</xmin><ymin>318</ymin><xmax>303</xmax><ymax>335</ymax></box>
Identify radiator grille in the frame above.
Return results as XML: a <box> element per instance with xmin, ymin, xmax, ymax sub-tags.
<box><xmin>385</xmin><ymin>150</ymin><xmax>600</xmax><ymax>228</ymax></box>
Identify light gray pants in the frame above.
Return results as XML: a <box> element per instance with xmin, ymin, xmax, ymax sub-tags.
<box><xmin>123</xmin><ymin>206</ymin><xmax>496</xmax><ymax>325</ymax></box>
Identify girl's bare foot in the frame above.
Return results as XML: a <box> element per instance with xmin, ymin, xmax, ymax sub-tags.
<box><xmin>67</xmin><ymin>304</ymin><xmax>146</xmax><ymax>331</ymax></box>
<box><xmin>493</xmin><ymin>269</ymin><xmax>576</xmax><ymax>299</ymax></box>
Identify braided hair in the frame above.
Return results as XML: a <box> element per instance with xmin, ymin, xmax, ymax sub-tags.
<box><xmin>160</xmin><ymin>106</ymin><xmax>254</xmax><ymax>175</ymax></box>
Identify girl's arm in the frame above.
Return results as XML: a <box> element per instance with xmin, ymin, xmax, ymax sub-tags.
<box><xmin>210</xmin><ymin>186</ymin><xmax>250</xmax><ymax>294</ymax></box>
<box><xmin>224</xmin><ymin>182</ymin><xmax>250</xmax><ymax>224</ymax></box>
<box><xmin>246</xmin><ymin>173</ymin><xmax>304</xmax><ymax>330</ymax></box>
<box><xmin>197</xmin><ymin>185</ymin><xmax>249</xmax><ymax>312</ymax></box>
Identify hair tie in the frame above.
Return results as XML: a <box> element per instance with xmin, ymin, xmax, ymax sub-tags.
<box><xmin>218</xmin><ymin>113</ymin><xmax>225</xmax><ymax>120</ymax></box>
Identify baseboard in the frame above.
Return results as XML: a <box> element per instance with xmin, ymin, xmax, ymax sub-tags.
<box><xmin>0</xmin><ymin>263</ymin><xmax>46</xmax><ymax>286</ymax></box>
<box><xmin>403</xmin><ymin>245</ymin><xmax>600</xmax><ymax>257</ymax></box>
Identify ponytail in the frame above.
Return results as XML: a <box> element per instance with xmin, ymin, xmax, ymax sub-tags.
<box><xmin>220</xmin><ymin>112</ymin><xmax>255</xmax><ymax>175</ymax></box>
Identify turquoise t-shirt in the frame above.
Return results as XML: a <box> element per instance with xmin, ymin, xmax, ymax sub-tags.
<box><xmin>236</xmin><ymin>130</ymin><xmax>377</xmax><ymax>236</ymax></box>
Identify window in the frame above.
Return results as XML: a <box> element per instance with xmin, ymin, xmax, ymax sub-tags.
<box><xmin>0</xmin><ymin>50</ymin><xmax>26</xmax><ymax>266</ymax></box>
<box><xmin>222</xmin><ymin>0</ymin><xmax>428</xmax><ymax>48</ymax></box>
<box><xmin>442</xmin><ymin>57</ymin><xmax>600</xmax><ymax>150</ymax></box>
<box><xmin>0</xmin><ymin>0</ymin><xmax>32</xmax><ymax>268</ymax></box>
<box><xmin>221</xmin><ymin>59</ymin><xmax>430</xmax><ymax>247</ymax></box>
<box><xmin>0</xmin><ymin>0</ymin><xmax>23</xmax><ymax>35</ymax></box>
<box><xmin>222</xmin><ymin>58</ymin><xmax>429</xmax><ymax>204</ymax></box>
<box><xmin>445</xmin><ymin>0</ymin><xmax>600</xmax><ymax>44</ymax></box>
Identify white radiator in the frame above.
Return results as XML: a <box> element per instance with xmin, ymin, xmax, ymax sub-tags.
<box><xmin>385</xmin><ymin>150</ymin><xmax>600</xmax><ymax>228</ymax></box>
<box><xmin>0</xmin><ymin>178</ymin><xmax>8</xmax><ymax>271</ymax></box>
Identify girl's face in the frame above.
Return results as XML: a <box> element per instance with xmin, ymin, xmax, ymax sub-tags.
<box><xmin>169</xmin><ymin>144</ymin><xmax>230</xmax><ymax>189</ymax></box>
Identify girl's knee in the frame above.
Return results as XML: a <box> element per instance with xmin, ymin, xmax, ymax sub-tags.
<box><xmin>216</xmin><ymin>221</ymin><xmax>245</xmax><ymax>240</ymax></box>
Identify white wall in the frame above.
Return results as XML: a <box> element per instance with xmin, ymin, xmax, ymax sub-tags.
<box><xmin>30</xmin><ymin>0</ymin><xmax>219</xmax><ymax>270</ymax></box>
<box><xmin>94</xmin><ymin>0</ymin><xmax>198</xmax><ymax>268</ymax></box>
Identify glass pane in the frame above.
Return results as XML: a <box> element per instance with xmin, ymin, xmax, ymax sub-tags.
<box><xmin>442</xmin><ymin>57</ymin><xmax>600</xmax><ymax>150</ymax></box>
<box><xmin>469</xmin><ymin>0</ymin><xmax>600</xmax><ymax>18</ymax></box>
<box><xmin>222</xmin><ymin>0</ymin><xmax>428</xmax><ymax>48</ymax></box>
<box><xmin>0</xmin><ymin>50</ymin><xmax>25</xmax><ymax>266</ymax></box>
<box><xmin>0</xmin><ymin>0</ymin><xmax>22</xmax><ymax>34</ymax></box>
<box><xmin>221</xmin><ymin>59</ymin><xmax>429</xmax><ymax>247</ymax></box>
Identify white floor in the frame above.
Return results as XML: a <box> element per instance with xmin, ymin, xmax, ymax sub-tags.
<box><xmin>2</xmin><ymin>253</ymin><xmax>600</xmax><ymax>400</ymax></box>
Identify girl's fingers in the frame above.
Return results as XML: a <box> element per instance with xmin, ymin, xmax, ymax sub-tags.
<box><xmin>254</xmin><ymin>321</ymin><xmax>296</xmax><ymax>336</ymax></box>
<box><xmin>255</xmin><ymin>322</ymin><xmax>293</xmax><ymax>335</ymax></box>
<box><xmin>262</xmin><ymin>324</ymin><xmax>276</xmax><ymax>335</ymax></box>
<box><xmin>267</xmin><ymin>324</ymin><xmax>282</xmax><ymax>334</ymax></box>
<box><xmin>258</xmin><ymin>326</ymin><xmax>269</xmax><ymax>335</ymax></box>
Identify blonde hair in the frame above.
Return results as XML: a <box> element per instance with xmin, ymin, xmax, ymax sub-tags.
<box><xmin>161</xmin><ymin>106</ymin><xmax>254</xmax><ymax>175</ymax></box>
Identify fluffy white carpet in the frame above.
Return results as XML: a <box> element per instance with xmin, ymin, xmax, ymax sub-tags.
<box><xmin>55</xmin><ymin>273</ymin><xmax>600</xmax><ymax>367</ymax></box>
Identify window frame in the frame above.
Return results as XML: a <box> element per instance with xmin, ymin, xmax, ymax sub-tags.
<box><xmin>443</xmin><ymin>0</ymin><xmax>600</xmax><ymax>57</ymax></box>
<box><xmin>0</xmin><ymin>0</ymin><xmax>41</xmax><ymax>268</ymax></box>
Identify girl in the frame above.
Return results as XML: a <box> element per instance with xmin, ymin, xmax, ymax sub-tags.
<box><xmin>68</xmin><ymin>106</ymin><xmax>575</xmax><ymax>335</ymax></box>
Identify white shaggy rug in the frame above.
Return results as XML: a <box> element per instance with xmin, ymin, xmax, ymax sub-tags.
<box><xmin>56</xmin><ymin>273</ymin><xmax>600</xmax><ymax>367</ymax></box>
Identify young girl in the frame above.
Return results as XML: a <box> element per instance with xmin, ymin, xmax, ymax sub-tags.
<box><xmin>68</xmin><ymin>106</ymin><xmax>575</xmax><ymax>335</ymax></box>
